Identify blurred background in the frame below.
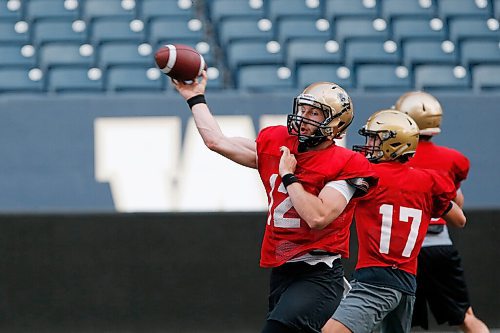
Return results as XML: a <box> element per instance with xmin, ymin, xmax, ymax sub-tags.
<box><xmin>0</xmin><ymin>0</ymin><xmax>498</xmax><ymax>332</ymax></box>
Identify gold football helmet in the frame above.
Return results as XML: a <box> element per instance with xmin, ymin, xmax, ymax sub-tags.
<box><xmin>353</xmin><ymin>110</ymin><xmax>419</xmax><ymax>163</ymax></box>
<box><xmin>287</xmin><ymin>82</ymin><xmax>354</xmax><ymax>148</ymax></box>
<box><xmin>394</xmin><ymin>91</ymin><xmax>443</xmax><ymax>136</ymax></box>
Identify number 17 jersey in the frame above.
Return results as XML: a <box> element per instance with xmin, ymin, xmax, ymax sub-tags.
<box><xmin>354</xmin><ymin>162</ymin><xmax>456</xmax><ymax>275</ymax></box>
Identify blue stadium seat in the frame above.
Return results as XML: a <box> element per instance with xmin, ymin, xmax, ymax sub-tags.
<box><xmin>48</xmin><ymin>67</ymin><xmax>104</xmax><ymax>93</ymax></box>
<box><xmin>496</xmin><ymin>0</ymin><xmax>500</xmax><ymax>19</ymax></box>
<box><xmin>25</xmin><ymin>0</ymin><xmax>80</xmax><ymax>22</ymax></box>
<box><xmin>0</xmin><ymin>67</ymin><xmax>44</xmax><ymax>93</ymax></box>
<box><xmin>325</xmin><ymin>0</ymin><xmax>378</xmax><ymax>20</ymax></box>
<box><xmin>226</xmin><ymin>40</ymin><xmax>284</xmax><ymax>69</ymax></box>
<box><xmin>391</xmin><ymin>17</ymin><xmax>446</xmax><ymax>43</ymax></box>
<box><xmin>209</xmin><ymin>0</ymin><xmax>264</xmax><ymax>23</ymax></box>
<box><xmin>415</xmin><ymin>64</ymin><xmax>470</xmax><ymax>91</ymax></box>
<box><xmin>217</xmin><ymin>18</ymin><xmax>274</xmax><ymax>47</ymax></box>
<box><xmin>33</xmin><ymin>18</ymin><xmax>87</xmax><ymax>46</ymax></box>
<box><xmin>334</xmin><ymin>17</ymin><xmax>388</xmax><ymax>45</ymax></box>
<box><xmin>140</xmin><ymin>0</ymin><xmax>194</xmax><ymax>22</ymax></box>
<box><xmin>237</xmin><ymin>65</ymin><xmax>294</xmax><ymax>91</ymax></box>
<box><xmin>448</xmin><ymin>17</ymin><xmax>499</xmax><ymax>44</ymax></box>
<box><xmin>472</xmin><ymin>64</ymin><xmax>500</xmax><ymax>92</ymax></box>
<box><xmin>0</xmin><ymin>0</ymin><xmax>22</xmax><ymax>19</ymax></box>
<box><xmin>98</xmin><ymin>42</ymin><xmax>154</xmax><ymax>69</ymax></box>
<box><xmin>437</xmin><ymin>0</ymin><xmax>492</xmax><ymax>20</ymax></box>
<box><xmin>268</xmin><ymin>0</ymin><xmax>322</xmax><ymax>22</ymax></box>
<box><xmin>356</xmin><ymin>64</ymin><xmax>411</xmax><ymax>92</ymax></box>
<box><xmin>403</xmin><ymin>40</ymin><xmax>457</xmax><ymax>67</ymax></box>
<box><xmin>0</xmin><ymin>44</ymin><xmax>37</xmax><ymax>67</ymax></box>
<box><xmin>286</xmin><ymin>39</ymin><xmax>342</xmax><ymax>69</ymax></box>
<box><xmin>296</xmin><ymin>64</ymin><xmax>353</xmax><ymax>90</ymax></box>
<box><xmin>91</xmin><ymin>17</ymin><xmax>145</xmax><ymax>45</ymax></box>
<box><xmin>380</xmin><ymin>0</ymin><xmax>435</xmax><ymax>20</ymax></box>
<box><xmin>39</xmin><ymin>43</ymin><xmax>95</xmax><ymax>69</ymax></box>
<box><xmin>277</xmin><ymin>18</ymin><xmax>331</xmax><ymax>45</ymax></box>
<box><xmin>149</xmin><ymin>17</ymin><xmax>204</xmax><ymax>46</ymax></box>
<box><xmin>345</xmin><ymin>40</ymin><xmax>400</xmax><ymax>66</ymax></box>
<box><xmin>83</xmin><ymin>0</ymin><xmax>136</xmax><ymax>21</ymax></box>
<box><xmin>0</xmin><ymin>19</ymin><xmax>30</xmax><ymax>44</ymax></box>
<box><xmin>106</xmin><ymin>66</ymin><xmax>165</xmax><ymax>92</ymax></box>
<box><xmin>460</xmin><ymin>39</ymin><xmax>500</xmax><ymax>67</ymax></box>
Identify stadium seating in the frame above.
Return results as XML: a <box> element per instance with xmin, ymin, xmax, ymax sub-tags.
<box><xmin>82</xmin><ymin>0</ymin><xmax>136</xmax><ymax>21</ymax></box>
<box><xmin>91</xmin><ymin>17</ymin><xmax>145</xmax><ymax>45</ymax></box>
<box><xmin>0</xmin><ymin>44</ymin><xmax>37</xmax><ymax>67</ymax></box>
<box><xmin>106</xmin><ymin>66</ymin><xmax>165</xmax><ymax>92</ymax></box>
<box><xmin>390</xmin><ymin>17</ymin><xmax>446</xmax><ymax>43</ymax></box>
<box><xmin>437</xmin><ymin>0</ymin><xmax>492</xmax><ymax>20</ymax></box>
<box><xmin>25</xmin><ymin>0</ymin><xmax>79</xmax><ymax>22</ymax></box>
<box><xmin>217</xmin><ymin>17</ymin><xmax>274</xmax><ymax>47</ymax></box>
<box><xmin>344</xmin><ymin>39</ymin><xmax>400</xmax><ymax>66</ymax></box>
<box><xmin>148</xmin><ymin>17</ymin><xmax>205</xmax><ymax>46</ymax></box>
<box><xmin>415</xmin><ymin>64</ymin><xmax>470</xmax><ymax>91</ymax></box>
<box><xmin>403</xmin><ymin>40</ymin><xmax>458</xmax><ymax>68</ymax></box>
<box><xmin>0</xmin><ymin>0</ymin><xmax>22</xmax><ymax>19</ymax></box>
<box><xmin>296</xmin><ymin>64</ymin><xmax>353</xmax><ymax>90</ymax></box>
<box><xmin>380</xmin><ymin>0</ymin><xmax>435</xmax><ymax>20</ymax></box>
<box><xmin>460</xmin><ymin>39</ymin><xmax>500</xmax><ymax>67</ymax></box>
<box><xmin>472</xmin><ymin>64</ymin><xmax>500</xmax><ymax>91</ymax></box>
<box><xmin>448</xmin><ymin>17</ymin><xmax>500</xmax><ymax>43</ymax></box>
<box><xmin>237</xmin><ymin>65</ymin><xmax>293</xmax><ymax>91</ymax></box>
<box><xmin>334</xmin><ymin>17</ymin><xmax>389</xmax><ymax>45</ymax></box>
<box><xmin>277</xmin><ymin>17</ymin><xmax>331</xmax><ymax>45</ymax></box>
<box><xmin>98</xmin><ymin>42</ymin><xmax>154</xmax><ymax>69</ymax></box>
<box><xmin>0</xmin><ymin>67</ymin><xmax>44</xmax><ymax>93</ymax></box>
<box><xmin>208</xmin><ymin>0</ymin><xmax>265</xmax><ymax>23</ymax></box>
<box><xmin>33</xmin><ymin>18</ymin><xmax>87</xmax><ymax>46</ymax></box>
<box><xmin>226</xmin><ymin>40</ymin><xmax>284</xmax><ymax>69</ymax></box>
<box><xmin>356</xmin><ymin>64</ymin><xmax>411</xmax><ymax>92</ymax></box>
<box><xmin>39</xmin><ymin>43</ymin><xmax>95</xmax><ymax>69</ymax></box>
<box><xmin>0</xmin><ymin>19</ymin><xmax>30</xmax><ymax>44</ymax></box>
<box><xmin>325</xmin><ymin>0</ymin><xmax>378</xmax><ymax>20</ymax></box>
<box><xmin>286</xmin><ymin>39</ymin><xmax>342</xmax><ymax>69</ymax></box>
<box><xmin>140</xmin><ymin>0</ymin><xmax>195</xmax><ymax>22</ymax></box>
<box><xmin>267</xmin><ymin>0</ymin><xmax>322</xmax><ymax>22</ymax></box>
<box><xmin>47</xmin><ymin>67</ymin><xmax>104</xmax><ymax>93</ymax></box>
<box><xmin>496</xmin><ymin>0</ymin><xmax>500</xmax><ymax>18</ymax></box>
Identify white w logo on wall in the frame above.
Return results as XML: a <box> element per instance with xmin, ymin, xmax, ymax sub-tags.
<box><xmin>94</xmin><ymin>115</ymin><xmax>291</xmax><ymax>212</ymax></box>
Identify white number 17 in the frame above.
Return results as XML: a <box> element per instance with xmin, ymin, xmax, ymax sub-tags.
<box><xmin>379</xmin><ymin>204</ymin><xmax>422</xmax><ymax>257</ymax></box>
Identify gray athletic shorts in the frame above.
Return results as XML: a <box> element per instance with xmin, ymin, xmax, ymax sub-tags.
<box><xmin>332</xmin><ymin>281</ymin><xmax>415</xmax><ymax>333</ymax></box>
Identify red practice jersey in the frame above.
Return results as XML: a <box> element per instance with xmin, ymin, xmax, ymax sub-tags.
<box><xmin>407</xmin><ymin>141</ymin><xmax>470</xmax><ymax>225</ymax></box>
<box><xmin>256</xmin><ymin>126</ymin><xmax>377</xmax><ymax>268</ymax></box>
<box><xmin>354</xmin><ymin>162</ymin><xmax>456</xmax><ymax>275</ymax></box>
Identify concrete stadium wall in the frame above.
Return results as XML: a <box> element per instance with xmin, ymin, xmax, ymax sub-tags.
<box><xmin>0</xmin><ymin>211</ymin><xmax>497</xmax><ymax>332</ymax></box>
<box><xmin>0</xmin><ymin>92</ymin><xmax>499</xmax><ymax>212</ymax></box>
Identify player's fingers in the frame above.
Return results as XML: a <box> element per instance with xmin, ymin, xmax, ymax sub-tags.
<box><xmin>280</xmin><ymin>146</ymin><xmax>290</xmax><ymax>155</ymax></box>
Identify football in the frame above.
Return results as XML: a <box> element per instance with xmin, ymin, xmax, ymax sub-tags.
<box><xmin>154</xmin><ymin>44</ymin><xmax>206</xmax><ymax>81</ymax></box>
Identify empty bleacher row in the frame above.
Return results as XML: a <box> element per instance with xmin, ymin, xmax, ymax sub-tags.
<box><xmin>0</xmin><ymin>0</ymin><xmax>499</xmax><ymax>93</ymax></box>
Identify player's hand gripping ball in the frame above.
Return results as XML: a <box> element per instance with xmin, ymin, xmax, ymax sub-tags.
<box><xmin>154</xmin><ymin>44</ymin><xmax>206</xmax><ymax>81</ymax></box>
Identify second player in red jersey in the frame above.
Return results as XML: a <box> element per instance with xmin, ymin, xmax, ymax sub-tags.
<box><xmin>323</xmin><ymin>110</ymin><xmax>466</xmax><ymax>333</ymax></box>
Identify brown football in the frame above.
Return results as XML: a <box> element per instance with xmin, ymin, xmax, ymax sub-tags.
<box><xmin>154</xmin><ymin>44</ymin><xmax>206</xmax><ymax>81</ymax></box>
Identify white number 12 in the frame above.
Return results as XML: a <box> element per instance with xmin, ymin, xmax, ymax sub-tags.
<box><xmin>267</xmin><ymin>174</ymin><xmax>301</xmax><ymax>228</ymax></box>
<box><xmin>379</xmin><ymin>204</ymin><xmax>422</xmax><ymax>257</ymax></box>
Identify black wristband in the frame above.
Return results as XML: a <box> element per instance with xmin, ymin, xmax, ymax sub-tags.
<box><xmin>187</xmin><ymin>94</ymin><xmax>206</xmax><ymax>109</ymax></box>
<box><xmin>282</xmin><ymin>173</ymin><xmax>299</xmax><ymax>188</ymax></box>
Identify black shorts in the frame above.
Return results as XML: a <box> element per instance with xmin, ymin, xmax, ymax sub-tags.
<box><xmin>412</xmin><ymin>245</ymin><xmax>471</xmax><ymax>329</ymax></box>
<box><xmin>266</xmin><ymin>259</ymin><xmax>345</xmax><ymax>333</ymax></box>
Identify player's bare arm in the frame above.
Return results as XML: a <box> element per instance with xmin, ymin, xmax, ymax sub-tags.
<box><xmin>172</xmin><ymin>71</ymin><xmax>257</xmax><ymax>169</ymax></box>
<box><xmin>442</xmin><ymin>201</ymin><xmax>466</xmax><ymax>228</ymax></box>
<box><xmin>454</xmin><ymin>188</ymin><xmax>464</xmax><ymax>208</ymax></box>
<box><xmin>279</xmin><ymin>146</ymin><xmax>348</xmax><ymax>230</ymax></box>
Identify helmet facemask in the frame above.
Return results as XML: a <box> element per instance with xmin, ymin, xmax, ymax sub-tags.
<box><xmin>353</xmin><ymin>128</ymin><xmax>397</xmax><ymax>162</ymax></box>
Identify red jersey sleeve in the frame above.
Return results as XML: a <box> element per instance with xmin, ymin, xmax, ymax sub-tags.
<box><xmin>430</xmin><ymin>169</ymin><xmax>457</xmax><ymax>218</ymax></box>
